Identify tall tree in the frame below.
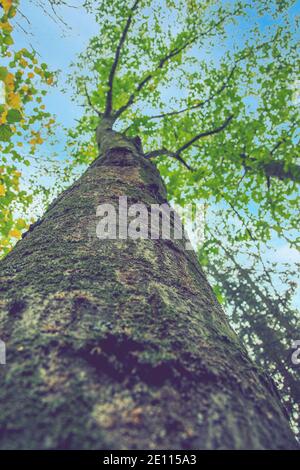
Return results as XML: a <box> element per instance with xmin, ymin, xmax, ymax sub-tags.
<box><xmin>0</xmin><ymin>0</ymin><xmax>299</xmax><ymax>449</ymax></box>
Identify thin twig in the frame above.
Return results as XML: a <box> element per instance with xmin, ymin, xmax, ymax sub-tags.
<box><xmin>144</xmin><ymin>39</ymin><xmax>271</xmax><ymax>121</ymax></box>
<box><xmin>145</xmin><ymin>148</ymin><xmax>194</xmax><ymax>171</ymax></box>
<box><xmin>176</xmin><ymin>114</ymin><xmax>233</xmax><ymax>155</ymax></box>
<box><xmin>84</xmin><ymin>83</ymin><xmax>102</xmax><ymax>116</ymax></box>
<box><xmin>145</xmin><ymin>115</ymin><xmax>233</xmax><ymax>171</ymax></box>
<box><xmin>114</xmin><ymin>11</ymin><xmax>237</xmax><ymax>120</ymax></box>
<box><xmin>104</xmin><ymin>0</ymin><xmax>140</xmax><ymax>117</ymax></box>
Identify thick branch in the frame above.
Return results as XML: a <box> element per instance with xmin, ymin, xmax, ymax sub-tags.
<box><xmin>262</xmin><ymin>160</ymin><xmax>300</xmax><ymax>183</ymax></box>
<box><xmin>104</xmin><ymin>0</ymin><xmax>140</xmax><ymax>117</ymax></box>
<box><xmin>176</xmin><ymin>114</ymin><xmax>233</xmax><ymax>155</ymax></box>
<box><xmin>145</xmin><ymin>148</ymin><xmax>194</xmax><ymax>171</ymax></box>
<box><xmin>241</xmin><ymin>139</ymin><xmax>300</xmax><ymax>184</ymax></box>
<box><xmin>114</xmin><ymin>38</ymin><xmax>195</xmax><ymax>119</ymax></box>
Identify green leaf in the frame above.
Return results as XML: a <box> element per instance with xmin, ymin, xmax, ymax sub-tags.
<box><xmin>0</xmin><ymin>125</ymin><xmax>13</xmax><ymax>142</ymax></box>
<box><xmin>6</xmin><ymin>109</ymin><xmax>22</xmax><ymax>124</ymax></box>
<box><xmin>0</xmin><ymin>67</ymin><xmax>8</xmax><ymax>81</ymax></box>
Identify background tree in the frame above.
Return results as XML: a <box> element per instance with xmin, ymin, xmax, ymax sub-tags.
<box><xmin>198</xmin><ymin>215</ymin><xmax>300</xmax><ymax>436</ymax></box>
<box><xmin>0</xmin><ymin>0</ymin><xmax>58</xmax><ymax>257</ymax></box>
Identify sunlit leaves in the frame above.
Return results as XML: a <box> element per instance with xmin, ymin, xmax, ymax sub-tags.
<box><xmin>1</xmin><ymin>0</ymin><xmax>13</xmax><ymax>13</ymax></box>
<box><xmin>0</xmin><ymin>124</ymin><xmax>12</xmax><ymax>141</ymax></box>
<box><xmin>6</xmin><ymin>108</ymin><xmax>21</xmax><ymax>123</ymax></box>
<box><xmin>0</xmin><ymin>0</ymin><xmax>57</xmax><ymax>256</ymax></box>
<box><xmin>0</xmin><ymin>163</ymin><xmax>31</xmax><ymax>256</ymax></box>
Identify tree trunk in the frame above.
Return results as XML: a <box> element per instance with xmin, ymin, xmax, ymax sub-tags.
<box><xmin>0</xmin><ymin>130</ymin><xmax>297</xmax><ymax>449</ymax></box>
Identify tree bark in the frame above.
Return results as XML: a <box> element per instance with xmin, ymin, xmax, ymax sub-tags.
<box><xmin>0</xmin><ymin>130</ymin><xmax>297</xmax><ymax>449</ymax></box>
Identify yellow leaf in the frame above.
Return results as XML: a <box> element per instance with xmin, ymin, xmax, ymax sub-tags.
<box><xmin>9</xmin><ymin>229</ymin><xmax>22</xmax><ymax>239</ymax></box>
<box><xmin>16</xmin><ymin>218</ymin><xmax>27</xmax><ymax>229</ymax></box>
<box><xmin>12</xmin><ymin>177</ymin><xmax>19</xmax><ymax>188</ymax></box>
<box><xmin>4</xmin><ymin>72</ymin><xmax>14</xmax><ymax>91</ymax></box>
<box><xmin>0</xmin><ymin>184</ymin><xmax>6</xmax><ymax>197</ymax></box>
<box><xmin>0</xmin><ymin>21</ymin><xmax>12</xmax><ymax>32</ymax></box>
<box><xmin>7</xmin><ymin>92</ymin><xmax>21</xmax><ymax>109</ymax></box>
<box><xmin>20</xmin><ymin>59</ymin><xmax>28</xmax><ymax>68</ymax></box>
<box><xmin>0</xmin><ymin>110</ymin><xmax>8</xmax><ymax>125</ymax></box>
<box><xmin>28</xmin><ymin>72</ymin><xmax>34</xmax><ymax>79</ymax></box>
<box><xmin>1</xmin><ymin>0</ymin><xmax>12</xmax><ymax>13</ymax></box>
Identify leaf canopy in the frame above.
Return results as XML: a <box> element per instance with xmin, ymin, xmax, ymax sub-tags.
<box><xmin>68</xmin><ymin>0</ymin><xmax>299</xmax><ymax>246</ymax></box>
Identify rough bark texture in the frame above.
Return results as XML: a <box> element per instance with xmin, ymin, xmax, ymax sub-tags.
<box><xmin>0</xmin><ymin>131</ymin><xmax>297</xmax><ymax>449</ymax></box>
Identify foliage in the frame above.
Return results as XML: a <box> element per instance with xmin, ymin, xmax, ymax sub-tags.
<box><xmin>67</xmin><ymin>0</ymin><xmax>299</xmax><ymax>247</ymax></box>
<box><xmin>0</xmin><ymin>0</ymin><xmax>56</xmax><ymax>256</ymax></box>
<box><xmin>199</xmin><ymin>217</ymin><xmax>300</xmax><ymax>434</ymax></box>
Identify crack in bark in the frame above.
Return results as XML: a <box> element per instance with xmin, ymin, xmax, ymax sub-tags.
<box><xmin>71</xmin><ymin>334</ymin><xmax>218</xmax><ymax>389</ymax></box>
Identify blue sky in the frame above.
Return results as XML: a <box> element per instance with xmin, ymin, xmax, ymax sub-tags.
<box><xmin>14</xmin><ymin>0</ymin><xmax>98</xmax><ymax>127</ymax></box>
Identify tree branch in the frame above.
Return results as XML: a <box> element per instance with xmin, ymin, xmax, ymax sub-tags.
<box><xmin>177</xmin><ymin>114</ymin><xmax>234</xmax><ymax>154</ymax></box>
<box><xmin>241</xmin><ymin>139</ymin><xmax>300</xmax><ymax>184</ymax></box>
<box><xmin>145</xmin><ymin>37</ymin><xmax>272</xmax><ymax>122</ymax></box>
<box><xmin>145</xmin><ymin>148</ymin><xmax>194</xmax><ymax>171</ymax></box>
<box><xmin>145</xmin><ymin>115</ymin><xmax>233</xmax><ymax>171</ymax></box>
<box><xmin>104</xmin><ymin>0</ymin><xmax>140</xmax><ymax>117</ymax></box>
<box><xmin>225</xmin><ymin>198</ymin><xmax>255</xmax><ymax>241</ymax></box>
<box><xmin>114</xmin><ymin>12</ymin><xmax>236</xmax><ymax>120</ymax></box>
<box><xmin>84</xmin><ymin>84</ymin><xmax>102</xmax><ymax>116</ymax></box>
<box><xmin>147</xmin><ymin>65</ymin><xmax>238</xmax><ymax>121</ymax></box>
<box><xmin>114</xmin><ymin>39</ymin><xmax>194</xmax><ymax>119</ymax></box>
